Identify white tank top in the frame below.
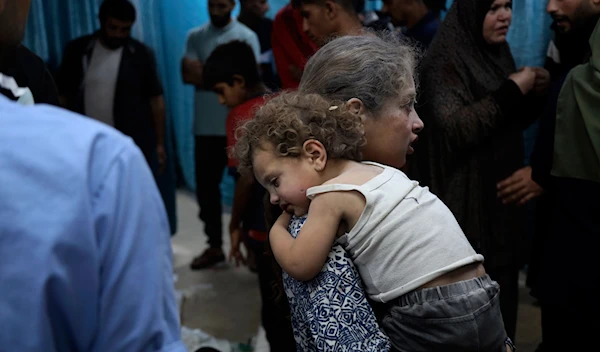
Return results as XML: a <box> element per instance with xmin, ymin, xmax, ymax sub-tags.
<box><xmin>306</xmin><ymin>162</ymin><xmax>484</xmax><ymax>303</ymax></box>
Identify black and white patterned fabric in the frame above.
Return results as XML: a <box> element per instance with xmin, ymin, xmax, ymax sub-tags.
<box><xmin>283</xmin><ymin>215</ymin><xmax>391</xmax><ymax>352</ymax></box>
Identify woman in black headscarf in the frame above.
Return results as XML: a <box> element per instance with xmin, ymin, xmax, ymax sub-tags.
<box><xmin>412</xmin><ymin>0</ymin><xmax>549</xmax><ymax>340</ymax></box>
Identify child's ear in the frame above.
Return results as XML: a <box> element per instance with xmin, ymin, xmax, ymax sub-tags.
<box><xmin>232</xmin><ymin>74</ymin><xmax>246</xmax><ymax>89</ymax></box>
<box><xmin>302</xmin><ymin>139</ymin><xmax>327</xmax><ymax>171</ymax></box>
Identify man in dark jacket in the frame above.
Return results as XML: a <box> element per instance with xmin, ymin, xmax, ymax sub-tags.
<box><xmin>58</xmin><ymin>0</ymin><xmax>166</xmax><ymax>174</ymax></box>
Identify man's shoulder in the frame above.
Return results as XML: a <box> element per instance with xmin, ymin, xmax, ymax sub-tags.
<box><xmin>127</xmin><ymin>38</ymin><xmax>156</xmax><ymax>59</ymax></box>
<box><xmin>230</xmin><ymin>21</ymin><xmax>259</xmax><ymax>39</ymax></box>
<box><xmin>1</xmin><ymin>98</ymin><xmax>136</xmax><ymax>165</ymax></box>
<box><xmin>187</xmin><ymin>24</ymin><xmax>211</xmax><ymax>39</ymax></box>
<box><xmin>0</xmin><ymin>97</ymin><xmax>143</xmax><ymax>208</ymax></box>
<box><xmin>128</xmin><ymin>37</ymin><xmax>150</xmax><ymax>51</ymax></box>
<box><xmin>64</xmin><ymin>34</ymin><xmax>96</xmax><ymax>52</ymax></box>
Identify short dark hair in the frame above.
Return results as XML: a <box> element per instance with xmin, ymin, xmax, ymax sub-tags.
<box><xmin>423</xmin><ymin>0</ymin><xmax>446</xmax><ymax>15</ymax></box>
<box><xmin>99</xmin><ymin>0</ymin><xmax>137</xmax><ymax>24</ymax></box>
<box><xmin>299</xmin><ymin>0</ymin><xmax>361</xmax><ymax>14</ymax></box>
<box><xmin>203</xmin><ymin>41</ymin><xmax>261</xmax><ymax>90</ymax></box>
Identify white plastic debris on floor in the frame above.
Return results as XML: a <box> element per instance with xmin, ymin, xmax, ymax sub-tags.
<box><xmin>176</xmin><ymin>287</ymin><xmax>256</xmax><ymax>352</ymax></box>
<box><xmin>181</xmin><ymin>326</ymin><xmax>234</xmax><ymax>352</ymax></box>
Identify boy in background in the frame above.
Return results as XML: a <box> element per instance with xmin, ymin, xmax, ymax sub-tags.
<box><xmin>203</xmin><ymin>40</ymin><xmax>296</xmax><ymax>351</ymax></box>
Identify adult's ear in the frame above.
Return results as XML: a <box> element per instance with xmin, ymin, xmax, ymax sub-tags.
<box><xmin>324</xmin><ymin>0</ymin><xmax>339</xmax><ymax>20</ymax></box>
<box><xmin>345</xmin><ymin>98</ymin><xmax>369</xmax><ymax>122</ymax></box>
<box><xmin>302</xmin><ymin>139</ymin><xmax>328</xmax><ymax>171</ymax></box>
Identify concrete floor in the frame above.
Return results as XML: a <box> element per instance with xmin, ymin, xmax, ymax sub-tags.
<box><xmin>171</xmin><ymin>190</ymin><xmax>542</xmax><ymax>351</ymax></box>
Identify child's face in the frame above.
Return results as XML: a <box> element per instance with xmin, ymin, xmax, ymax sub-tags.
<box><xmin>213</xmin><ymin>81</ymin><xmax>246</xmax><ymax>108</ymax></box>
<box><xmin>362</xmin><ymin>80</ymin><xmax>424</xmax><ymax>169</ymax></box>
<box><xmin>252</xmin><ymin>144</ymin><xmax>321</xmax><ymax>217</ymax></box>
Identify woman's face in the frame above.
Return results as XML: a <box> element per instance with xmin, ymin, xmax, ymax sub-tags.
<box><xmin>482</xmin><ymin>0</ymin><xmax>512</xmax><ymax>44</ymax></box>
<box><xmin>361</xmin><ymin>82</ymin><xmax>424</xmax><ymax>169</ymax></box>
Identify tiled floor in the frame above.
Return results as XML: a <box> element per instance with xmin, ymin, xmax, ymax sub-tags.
<box><xmin>172</xmin><ymin>190</ymin><xmax>542</xmax><ymax>352</ymax></box>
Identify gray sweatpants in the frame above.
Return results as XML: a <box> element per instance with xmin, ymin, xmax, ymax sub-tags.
<box><xmin>381</xmin><ymin>274</ymin><xmax>510</xmax><ymax>352</ymax></box>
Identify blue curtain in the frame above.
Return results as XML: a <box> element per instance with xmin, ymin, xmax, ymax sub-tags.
<box><xmin>506</xmin><ymin>0</ymin><xmax>553</xmax><ymax>165</ymax></box>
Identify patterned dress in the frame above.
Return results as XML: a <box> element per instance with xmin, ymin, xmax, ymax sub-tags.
<box><xmin>283</xmin><ymin>216</ymin><xmax>391</xmax><ymax>351</ymax></box>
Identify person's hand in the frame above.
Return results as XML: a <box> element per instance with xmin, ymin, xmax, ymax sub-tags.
<box><xmin>497</xmin><ymin>166</ymin><xmax>544</xmax><ymax>206</ymax></box>
<box><xmin>509</xmin><ymin>67</ymin><xmax>537</xmax><ymax>95</ymax></box>
<box><xmin>156</xmin><ymin>144</ymin><xmax>167</xmax><ymax>174</ymax></box>
<box><xmin>532</xmin><ymin>67</ymin><xmax>550</xmax><ymax>95</ymax></box>
<box><xmin>229</xmin><ymin>226</ymin><xmax>246</xmax><ymax>266</ymax></box>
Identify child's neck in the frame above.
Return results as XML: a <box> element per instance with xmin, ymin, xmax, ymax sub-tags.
<box><xmin>319</xmin><ymin>159</ymin><xmax>360</xmax><ymax>183</ymax></box>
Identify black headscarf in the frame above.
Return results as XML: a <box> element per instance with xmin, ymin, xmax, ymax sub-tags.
<box><xmin>425</xmin><ymin>0</ymin><xmax>516</xmax><ymax>95</ymax></box>
<box><xmin>413</xmin><ymin>0</ymin><xmax>527</xmax><ymax>265</ymax></box>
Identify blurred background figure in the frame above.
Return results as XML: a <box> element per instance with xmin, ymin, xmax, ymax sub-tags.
<box><xmin>381</xmin><ymin>0</ymin><xmax>441</xmax><ymax>47</ymax></box>
<box><xmin>238</xmin><ymin>0</ymin><xmax>279</xmax><ymax>89</ymax></box>
<box><xmin>298</xmin><ymin>0</ymin><xmax>364</xmax><ymax>46</ymax></box>
<box><xmin>414</xmin><ymin>0</ymin><xmax>549</xmax><ymax>341</ymax></box>
<box><xmin>182</xmin><ymin>0</ymin><xmax>260</xmax><ymax>270</ymax></box>
<box><xmin>58</xmin><ymin>0</ymin><xmax>167</xmax><ymax>179</ymax></box>
<box><xmin>0</xmin><ymin>0</ymin><xmax>58</xmax><ymax>105</ymax></box>
<box><xmin>271</xmin><ymin>0</ymin><xmax>317</xmax><ymax>89</ymax></box>
<box><xmin>527</xmin><ymin>1</ymin><xmax>600</xmax><ymax>351</ymax></box>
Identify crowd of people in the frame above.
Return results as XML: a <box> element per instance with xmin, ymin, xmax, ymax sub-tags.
<box><xmin>1</xmin><ymin>0</ymin><xmax>599</xmax><ymax>351</ymax></box>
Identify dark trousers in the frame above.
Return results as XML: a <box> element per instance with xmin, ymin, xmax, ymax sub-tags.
<box><xmin>249</xmin><ymin>239</ymin><xmax>296</xmax><ymax>351</ymax></box>
<box><xmin>194</xmin><ymin>136</ymin><xmax>227</xmax><ymax>249</ymax></box>
<box><xmin>541</xmin><ymin>303</ymin><xmax>598</xmax><ymax>352</ymax></box>
<box><xmin>486</xmin><ymin>265</ymin><xmax>520</xmax><ymax>342</ymax></box>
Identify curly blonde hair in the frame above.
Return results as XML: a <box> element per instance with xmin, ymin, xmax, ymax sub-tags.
<box><xmin>234</xmin><ymin>91</ymin><xmax>366</xmax><ymax>172</ymax></box>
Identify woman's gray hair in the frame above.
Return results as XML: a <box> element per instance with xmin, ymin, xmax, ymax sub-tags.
<box><xmin>299</xmin><ymin>32</ymin><xmax>420</xmax><ymax>115</ymax></box>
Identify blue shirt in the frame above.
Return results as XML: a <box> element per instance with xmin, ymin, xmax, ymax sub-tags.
<box><xmin>184</xmin><ymin>20</ymin><xmax>261</xmax><ymax>136</ymax></box>
<box><xmin>0</xmin><ymin>96</ymin><xmax>186</xmax><ymax>352</ymax></box>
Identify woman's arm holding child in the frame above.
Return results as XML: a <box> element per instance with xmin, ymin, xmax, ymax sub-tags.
<box><xmin>270</xmin><ymin>192</ymin><xmax>345</xmax><ymax>281</ymax></box>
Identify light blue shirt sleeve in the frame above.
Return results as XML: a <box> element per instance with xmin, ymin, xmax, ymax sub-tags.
<box><xmin>91</xmin><ymin>143</ymin><xmax>186</xmax><ymax>352</ymax></box>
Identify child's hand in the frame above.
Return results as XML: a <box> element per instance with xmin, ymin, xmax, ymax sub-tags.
<box><xmin>229</xmin><ymin>228</ymin><xmax>246</xmax><ymax>267</ymax></box>
<box><xmin>274</xmin><ymin>211</ymin><xmax>292</xmax><ymax>231</ymax></box>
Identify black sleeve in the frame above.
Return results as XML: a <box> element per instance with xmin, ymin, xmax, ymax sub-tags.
<box><xmin>520</xmin><ymin>94</ymin><xmax>547</xmax><ymax>130</ymax></box>
<box><xmin>530</xmin><ymin>74</ymin><xmax>568</xmax><ymax>190</ymax></box>
<box><xmin>492</xmin><ymin>79</ymin><xmax>548</xmax><ymax>131</ymax></box>
<box><xmin>491</xmin><ymin>79</ymin><xmax>525</xmax><ymax>118</ymax></box>
<box><xmin>39</xmin><ymin>66</ymin><xmax>60</xmax><ymax>106</ymax></box>
<box><xmin>530</xmin><ymin>107</ymin><xmax>556</xmax><ymax>190</ymax></box>
<box><xmin>143</xmin><ymin>47</ymin><xmax>163</xmax><ymax>98</ymax></box>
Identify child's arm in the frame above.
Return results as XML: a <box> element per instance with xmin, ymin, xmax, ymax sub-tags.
<box><xmin>229</xmin><ymin>171</ymin><xmax>255</xmax><ymax>265</ymax></box>
<box><xmin>270</xmin><ymin>192</ymin><xmax>344</xmax><ymax>281</ymax></box>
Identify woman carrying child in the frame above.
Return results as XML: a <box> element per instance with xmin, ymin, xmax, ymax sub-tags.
<box><xmin>235</xmin><ymin>34</ymin><xmax>515</xmax><ymax>352</ymax></box>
